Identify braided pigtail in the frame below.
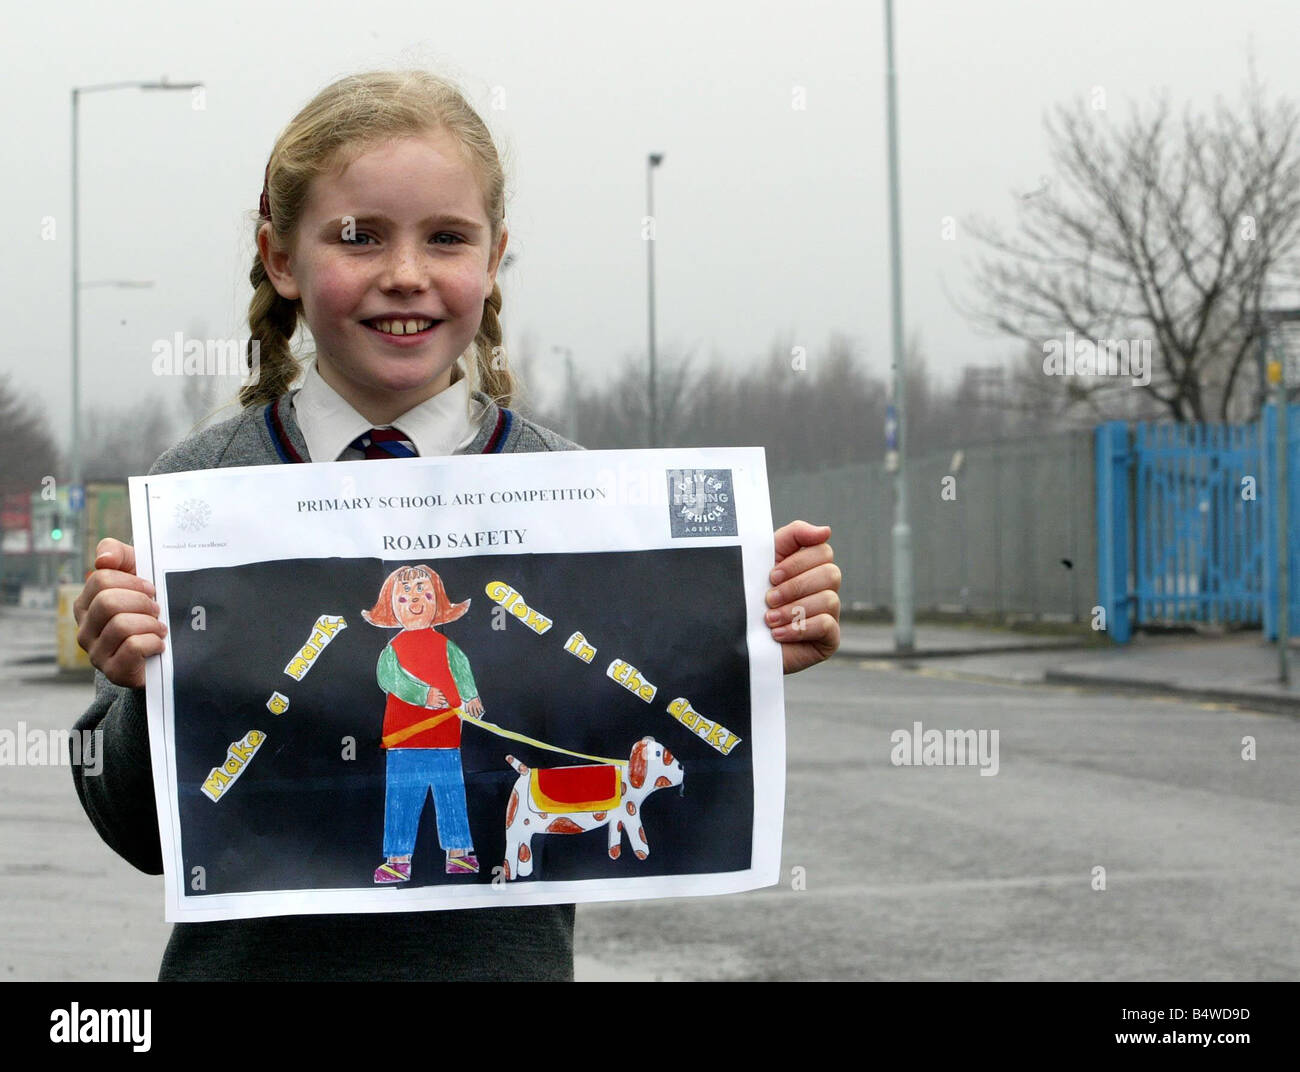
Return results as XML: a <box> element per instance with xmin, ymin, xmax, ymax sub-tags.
<box><xmin>239</xmin><ymin>246</ymin><xmax>302</xmax><ymax>408</ymax></box>
<box><xmin>469</xmin><ymin>280</ymin><xmax>519</xmax><ymax>408</ymax></box>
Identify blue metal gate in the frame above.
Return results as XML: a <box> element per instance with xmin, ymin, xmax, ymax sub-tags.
<box><xmin>1096</xmin><ymin>417</ymin><xmax>1275</xmax><ymax>643</ymax></box>
<box><xmin>1261</xmin><ymin>402</ymin><xmax>1300</xmax><ymax>641</ymax></box>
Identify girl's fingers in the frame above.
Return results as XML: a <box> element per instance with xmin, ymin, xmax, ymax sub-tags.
<box><xmin>777</xmin><ymin>614</ymin><xmax>842</xmax><ymax>675</ymax></box>
<box><xmin>765</xmin><ymin>589</ymin><xmax>841</xmax><ymax>631</ymax></box>
<box><xmin>770</xmin><ymin>540</ymin><xmax>834</xmax><ymax>585</ymax></box>
<box><xmin>88</xmin><ymin>569</ymin><xmax>155</xmax><ymax>599</ymax></box>
<box><xmin>773</xmin><ymin>521</ymin><xmax>831</xmax><ymax>560</ymax></box>
<box><xmin>777</xmin><ymin>610</ymin><xmax>839</xmax><ymax>644</ymax></box>
<box><xmin>90</xmin><ymin>610</ymin><xmax>168</xmax><ymax>666</ymax></box>
<box><xmin>766</xmin><ymin>561</ymin><xmax>842</xmax><ymax>608</ymax></box>
<box><xmin>94</xmin><ymin>538</ymin><xmax>137</xmax><ymax>575</ymax></box>
<box><xmin>74</xmin><ymin>569</ymin><xmax>156</xmax><ymax>624</ymax></box>
<box><xmin>77</xmin><ymin>589</ymin><xmax>161</xmax><ymax>653</ymax></box>
<box><xmin>98</xmin><ymin>632</ymin><xmax>168</xmax><ymax>690</ymax></box>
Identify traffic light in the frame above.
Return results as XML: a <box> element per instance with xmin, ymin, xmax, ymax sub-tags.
<box><xmin>50</xmin><ymin>513</ymin><xmax>63</xmax><ymax>542</ymax></box>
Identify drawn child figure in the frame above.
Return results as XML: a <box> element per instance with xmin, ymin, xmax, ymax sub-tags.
<box><xmin>362</xmin><ymin>564</ymin><xmax>485</xmax><ymax>880</ymax></box>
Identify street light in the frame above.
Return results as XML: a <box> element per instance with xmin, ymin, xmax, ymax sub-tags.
<box><xmin>70</xmin><ymin>77</ymin><xmax>202</xmax><ymax>537</ymax></box>
<box><xmin>646</xmin><ymin>152</ymin><xmax>664</xmax><ymax>447</ymax></box>
<box><xmin>551</xmin><ymin>345</ymin><xmax>578</xmax><ymax>443</ymax></box>
<box><xmin>883</xmin><ymin>0</ymin><xmax>914</xmax><ymax>652</ymax></box>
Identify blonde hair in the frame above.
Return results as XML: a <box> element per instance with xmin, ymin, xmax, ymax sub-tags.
<box><xmin>240</xmin><ymin>69</ymin><xmax>517</xmax><ymax>410</ymax></box>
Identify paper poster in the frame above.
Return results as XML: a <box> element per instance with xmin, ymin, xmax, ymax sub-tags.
<box><xmin>129</xmin><ymin>447</ymin><xmax>784</xmax><ymax>922</ymax></box>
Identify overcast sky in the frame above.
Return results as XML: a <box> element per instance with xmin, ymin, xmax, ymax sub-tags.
<box><xmin>5</xmin><ymin>0</ymin><xmax>1299</xmax><ymax>447</ymax></box>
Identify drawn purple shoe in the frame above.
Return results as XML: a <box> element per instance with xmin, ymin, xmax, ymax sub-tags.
<box><xmin>374</xmin><ymin>861</ymin><xmax>411</xmax><ymax>883</ymax></box>
<box><xmin>446</xmin><ymin>851</ymin><xmax>479</xmax><ymax>875</ymax></box>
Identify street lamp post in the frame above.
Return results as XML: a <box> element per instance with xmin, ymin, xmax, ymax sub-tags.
<box><xmin>883</xmin><ymin>0</ymin><xmax>914</xmax><ymax>652</ymax></box>
<box><xmin>646</xmin><ymin>152</ymin><xmax>664</xmax><ymax>447</ymax></box>
<box><xmin>551</xmin><ymin>345</ymin><xmax>578</xmax><ymax>442</ymax></box>
<box><xmin>70</xmin><ymin>78</ymin><xmax>201</xmax><ymax>551</ymax></box>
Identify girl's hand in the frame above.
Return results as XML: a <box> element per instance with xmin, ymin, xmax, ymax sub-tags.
<box><xmin>464</xmin><ymin>698</ymin><xmax>485</xmax><ymax>718</ymax></box>
<box><xmin>425</xmin><ymin>687</ymin><xmax>449</xmax><ymax>709</ymax></box>
<box><xmin>73</xmin><ymin>538</ymin><xmax>168</xmax><ymax>690</ymax></box>
<box><xmin>767</xmin><ymin>521</ymin><xmax>841</xmax><ymax>675</ymax></box>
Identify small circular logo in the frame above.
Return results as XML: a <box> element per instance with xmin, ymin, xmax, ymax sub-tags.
<box><xmin>175</xmin><ymin>498</ymin><xmax>212</xmax><ymax>533</ymax></box>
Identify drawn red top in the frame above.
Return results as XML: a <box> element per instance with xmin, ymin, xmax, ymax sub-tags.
<box><xmin>383</xmin><ymin>629</ymin><xmax>464</xmax><ymax>749</ymax></box>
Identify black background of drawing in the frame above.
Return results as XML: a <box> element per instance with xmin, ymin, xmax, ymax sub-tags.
<box><xmin>165</xmin><ymin>546</ymin><xmax>753</xmax><ymax>894</ymax></box>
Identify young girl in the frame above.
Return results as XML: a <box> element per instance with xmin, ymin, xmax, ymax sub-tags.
<box><xmin>71</xmin><ymin>69</ymin><xmax>842</xmax><ymax>982</ymax></box>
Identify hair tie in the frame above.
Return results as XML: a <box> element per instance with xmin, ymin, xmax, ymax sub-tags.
<box><xmin>258</xmin><ymin>160</ymin><xmax>272</xmax><ymax>223</ymax></box>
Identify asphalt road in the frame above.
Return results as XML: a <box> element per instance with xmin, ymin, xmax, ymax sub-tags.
<box><xmin>2</xmin><ymin>610</ymin><xmax>1296</xmax><ymax>980</ymax></box>
<box><xmin>578</xmin><ymin>658</ymin><xmax>1298</xmax><ymax>980</ymax></box>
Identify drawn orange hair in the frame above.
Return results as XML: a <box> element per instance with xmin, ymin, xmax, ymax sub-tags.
<box><xmin>362</xmin><ymin>565</ymin><xmax>470</xmax><ymax>628</ymax></box>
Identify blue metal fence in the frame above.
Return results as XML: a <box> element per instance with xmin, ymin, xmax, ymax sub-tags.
<box><xmin>1095</xmin><ymin>412</ymin><xmax>1292</xmax><ymax>643</ymax></box>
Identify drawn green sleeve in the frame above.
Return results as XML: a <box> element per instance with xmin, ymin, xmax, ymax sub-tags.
<box><xmin>377</xmin><ymin>644</ymin><xmax>431</xmax><ymax>706</ymax></box>
<box><xmin>446</xmin><ymin>639</ymin><xmax>478</xmax><ymax>702</ymax></box>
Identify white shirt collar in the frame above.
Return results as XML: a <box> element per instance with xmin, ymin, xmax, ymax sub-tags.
<box><xmin>291</xmin><ymin>360</ymin><xmax>482</xmax><ymax>461</ymax></box>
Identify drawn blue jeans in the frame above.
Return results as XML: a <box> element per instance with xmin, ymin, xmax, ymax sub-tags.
<box><xmin>383</xmin><ymin>747</ymin><xmax>473</xmax><ymax>856</ymax></box>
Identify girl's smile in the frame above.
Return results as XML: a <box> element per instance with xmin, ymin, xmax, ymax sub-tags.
<box><xmin>360</xmin><ymin>319</ymin><xmax>441</xmax><ymax>346</ymax></box>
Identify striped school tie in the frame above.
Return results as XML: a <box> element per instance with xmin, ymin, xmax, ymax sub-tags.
<box><xmin>350</xmin><ymin>427</ymin><xmax>418</xmax><ymax>459</ymax></box>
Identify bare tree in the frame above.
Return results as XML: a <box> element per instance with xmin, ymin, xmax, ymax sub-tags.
<box><xmin>561</xmin><ymin>333</ymin><xmax>894</xmax><ymax>472</ymax></box>
<box><xmin>964</xmin><ymin>72</ymin><xmax>1300</xmax><ymax>423</ymax></box>
<box><xmin>551</xmin><ymin>344</ymin><xmax>698</xmax><ymax>450</ymax></box>
<box><xmin>0</xmin><ymin>375</ymin><xmax>63</xmax><ymax>495</ymax></box>
<box><xmin>81</xmin><ymin>394</ymin><xmax>179</xmax><ymax>482</ymax></box>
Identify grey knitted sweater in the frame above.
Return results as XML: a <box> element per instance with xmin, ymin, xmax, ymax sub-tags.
<box><xmin>71</xmin><ymin>390</ymin><xmax>581</xmax><ymax>981</ymax></box>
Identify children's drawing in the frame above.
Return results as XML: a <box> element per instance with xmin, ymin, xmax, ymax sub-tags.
<box><xmin>283</xmin><ymin>614</ymin><xmax>347</xmax><ymax>680</ymax></box>
<box><xmin>485</xmin><ymin>580</ymin><xmax>553</xmax><ymax>634</ymax></box>
<box><xmin>666</xmin><ymin>698</ymin><xmax>743</xmax><ymax>755</ymax></box>
<box><xmin>362</xmin><ymin>565</ymin><xmax>485</xmax><ymax>882</ymax></box>
<box><xmin>563</xmin><ymin>631</ymin><xmax>596</xmax><ymax>662</ymax></box>
<box><xmin>501</xmin><ymin>737</ymin><xmax>684</xmax><ymax>880</ymax></box>
<box><xmin>606</xmin><ymin>658</ymin><xmax>658</xmax><ymax>702</ymax></box>
<box><xmin>199</xmin><ymin>729</ymin><xmax>267</xmax><ymax>802</ymax></box>
<box><xmin>144</xmin><ymin>448</ymin><xmax>775</xmax><ymax>921</ymax></box>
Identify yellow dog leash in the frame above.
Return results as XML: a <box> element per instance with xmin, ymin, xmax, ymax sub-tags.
<box><xmin>383</xmin><ymin>706</ymin><xmax>627</xmax><ymax>767</ymax></box>
<box><xmin>462</xmin><ymin>711</ymin><xmax>628</xmax><ymax>767</ymax></box>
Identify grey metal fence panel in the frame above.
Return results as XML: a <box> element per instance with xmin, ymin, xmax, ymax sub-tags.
<box><xmin>768</xmin><ymin>429</ymin><xmax>1097</xmax><ymax>620</ymax></box>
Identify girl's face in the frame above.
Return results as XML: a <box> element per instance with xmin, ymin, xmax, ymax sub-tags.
<box><xmin>260</xmin><ymin>129</ymin><xmax>508</xmax><ymax>425</ymax></box>
<box><xmin>393</xmin><ymin>571</ymin><xmax>438</xmax><ymax>629</ymax></box>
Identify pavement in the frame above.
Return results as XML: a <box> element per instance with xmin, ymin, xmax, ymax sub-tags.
<box><xmin>837</xmin><ymin>621</ymin><xmax>1090</xmax><ymax>658</ymax></box>
<box><xmin>838</xmin><ymin>620</ymin><xmax>1300</xmax><ymax>716</ymax></box>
